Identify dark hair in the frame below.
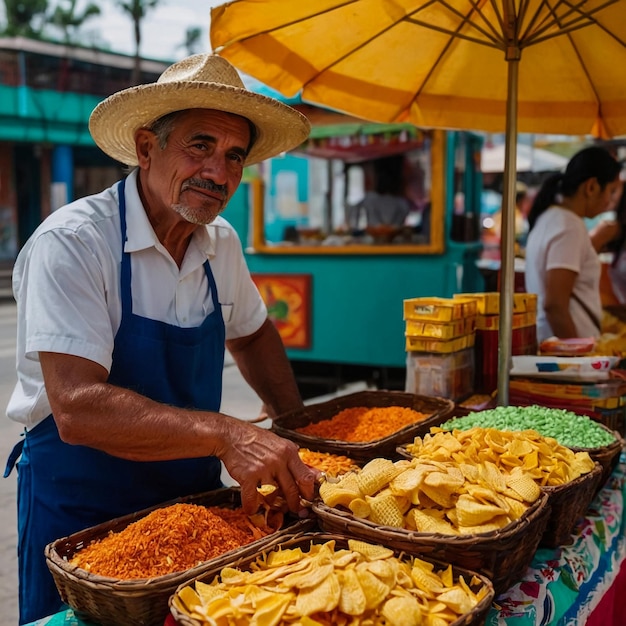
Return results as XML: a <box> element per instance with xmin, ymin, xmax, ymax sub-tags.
<box><xmin>373</xmin><ymin>155</ymin><xmax>406</xmax><ymax>196</ymax></box>
<box><xmin>527</xmin><ymin>146</ymin><xmax>621</xmax><ymax>231</ymax></box>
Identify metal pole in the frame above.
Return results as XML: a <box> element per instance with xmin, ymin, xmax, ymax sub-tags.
<box><xmin>497</xmin><ymin>5</ymin><xmax>521</xmax><ymax>405</ymax></box>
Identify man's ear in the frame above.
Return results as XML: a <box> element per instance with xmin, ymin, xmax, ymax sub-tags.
<box><xmin>584</xmin><ymin>177</ymin><xmax>600</xmax><ymax>198</ymax></box>
<box><xmin>134</xmin><ymin>129</ymin><xmax>155</xmax><ymax>169</ymax></box>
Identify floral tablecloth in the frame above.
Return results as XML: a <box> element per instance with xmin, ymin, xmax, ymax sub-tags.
<box><xmin>30</xmin><ymin>459</ymin><xmax>626</xmax><ymax>626</ymax></box>
<box><xmin>485</xmin><ymin>457</ymin><xmax>626</xmax><ymax>626</ymax></box>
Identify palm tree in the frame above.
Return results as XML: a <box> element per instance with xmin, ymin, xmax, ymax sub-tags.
<box><xmin>116</xmin><ymin>0</ymin><xmax>161</xmax><ymax>85</ymax></box>
<box><xmin>49</xmin><ymin>0</ymin><xmax>101</xmax><ymax>45</ymax></box>
<box><xmin>2</xmin><ymin>0</ymin><xmax>48</xmax><ymax>37</ymax></box>
<box><xmin>179</xmin><ymin>25</ymin><xmax>203</xmax><ymax>56</ymax></box>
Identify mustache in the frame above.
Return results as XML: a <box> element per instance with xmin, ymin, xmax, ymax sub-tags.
<box><xmin>182</xmin><ymin>178</ymin><xmax>227</xmax><ymax>198</ymax></box>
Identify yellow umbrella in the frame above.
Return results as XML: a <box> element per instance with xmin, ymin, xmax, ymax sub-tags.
<box><xmin>210</xmin><ymin>0</ymin><xmax>626</xmax><ymax>403</ymax></box>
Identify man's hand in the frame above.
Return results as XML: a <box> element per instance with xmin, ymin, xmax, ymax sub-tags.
<box><xmin>219</xmin><ymin>420</ymin><xmax>319</xmax><ymax>515</ymax></box>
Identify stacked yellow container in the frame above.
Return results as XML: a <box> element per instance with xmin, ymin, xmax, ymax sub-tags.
<box><xmin>454</xmin><ymin>292</ymin><xmax>538</xmax><ymax>394</ymax></box>
<box><xmin>403</xmin><ymin>297</ymin><xmax>478</xmax><ymax>401</ymax></box>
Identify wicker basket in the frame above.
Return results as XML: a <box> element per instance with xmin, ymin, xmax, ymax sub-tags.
<box><xmin>169</xmin><ymin>531</ymin><xmax>495</xmax><ymax>626</ymax></box>
<box><xmin>570</xmin><ymin>425</ymin><xmax>625</xmax><ymax>493</ymax></box>
<box><xmin>312</xmin><ymin>494</ymin><xmax>550</xmax><ymax>596</ymax></box>
<box><xmin>590</xmin><ymin>405</ymin><xmax>626</xmax><ymax>438</ymax></box>
<box><xmin>45</xmin><ymin>488</ymin><xmax>315</xmax><ymax>626</ymax></box>
<box><xmin>272</xmin><ymin>390</ymin><xmax>455</xmax><ymax>463</ymax></box>
<box><xmin>396</xmin><ymin>445</ymin><xmax>605</xmax><ymax>550</ymax></box>
<box><xmin>539</xmin><ymin>462</ymin><xmax>603</xmax><ymax>548</ymax></box>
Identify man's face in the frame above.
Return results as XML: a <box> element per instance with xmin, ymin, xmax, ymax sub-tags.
<box><xmin>139</xmin><ymin>109</ymin><xmax>251</xmax><ymax>225</ymax></box>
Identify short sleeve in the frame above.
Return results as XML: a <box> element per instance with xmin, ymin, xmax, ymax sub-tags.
<box><xmin>22</xmin><ymin>228</ymin><xmax>116</xmax><ymax>370</ymax></box>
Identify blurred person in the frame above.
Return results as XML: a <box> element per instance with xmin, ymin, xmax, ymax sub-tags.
<box><xmin>525</xmin><ymin>146</ymin><xmax>622</xmax><ymax>342</ymax></box>
<box><xmin>481</xmin><ymin>181</ymin><xmax>529</xmax><ymax>260</ymax></box>
<box><xmin>589</xmin><ymin>182</ymin><xmax>626</xmax><ymax>305</ymax></box>
<box><xmin>3</xmin><ymin>54</ymin><xmax>317</xmax><ymax>624</ymax></box>
<box><xmin>346</xmin><ymin>155</ymin><xmax>411</xmax><ymax>230</ymax></box>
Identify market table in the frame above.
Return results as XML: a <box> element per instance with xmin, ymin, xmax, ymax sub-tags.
<box><xmin>28</xmin><ymin>458</ymin><xmax>626</xmax><ymax>626</ymax></box>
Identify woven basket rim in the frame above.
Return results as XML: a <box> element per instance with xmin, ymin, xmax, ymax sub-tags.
<box><xmin>272</xmin><ymin>390</ymin><xmax>455</xmax><ymax>451</ymax></box>
<box><xmin>169</xmin><ymin>530</ymin><xmax>496</xmax><ymax>626</ymax></box>
<box><xmin>311</xmin><ymin>491</ymin><xmax>549</xmax><ymax>546</ymax></box>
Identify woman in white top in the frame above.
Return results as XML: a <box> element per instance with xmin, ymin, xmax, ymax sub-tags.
<box><xmin>525</xmin><ymin>146</ymin><xmax>622</xmax><ymax>342</ymax></box>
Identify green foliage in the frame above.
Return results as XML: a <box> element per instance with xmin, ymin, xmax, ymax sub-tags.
<box><xmin>2</xmin><ymin>0</ymin><xmax>49</xmax><ymax>37</ymax></box>
<box><xmin>49</xmin><ymin>0</ymin><xmax>101</xmax><ymax>44</ymax></box>
<box><xmin>114</xmin><ymin>0</ymin><xmax>162</xmax><ymax>84</ymax></box>
<box><xmin>115</xmin><ymin>0</ymin><xmax>160</xmax><ymax>22</ymax></box>
<box><xmin>180</xmin><ymin>25</ymin><xmax>202</xmax><ymax>56</ymax></box>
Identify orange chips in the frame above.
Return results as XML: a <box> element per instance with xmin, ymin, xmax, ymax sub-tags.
<box><xmin>296</xmin><ymin>406</ymin><xmax>430</xmax><ymax>442</ymax></box>
<box><xmin>298</xmin><ymin>448</ymin><xmax>360</xmax><ymax>477</ymax></box>
<box><xmin>70</xmin><ymin>504</ymin><xmax>271</xmax><ymax>580</ymax></box>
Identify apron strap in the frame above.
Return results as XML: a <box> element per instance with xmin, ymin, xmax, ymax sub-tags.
<box><xmin>4</xmin><ymin>435</ymin><xmax>25</xmax><ymax>478</ymax></box>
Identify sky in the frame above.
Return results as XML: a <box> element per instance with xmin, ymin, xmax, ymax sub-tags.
<box><xmin>85</xmin><ymin>0</ymin><xmax>225</xmax><ymax>61</ymax></box>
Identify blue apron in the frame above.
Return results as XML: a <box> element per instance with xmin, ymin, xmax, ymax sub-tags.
<box><xmin>6</xmin><ymin>179</ymin><xmax>225</xmax><ymax>624</ymax></box>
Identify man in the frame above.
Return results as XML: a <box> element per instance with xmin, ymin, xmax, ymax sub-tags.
<box><xmin>4</xmin><ymin>54</ymin><xmax>317</xmax><ymax>624</ymax></box>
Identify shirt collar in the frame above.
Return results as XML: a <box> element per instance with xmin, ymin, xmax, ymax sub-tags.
<box><xmin>122</xmin><ymin>169</ymin><xmax>215</xmax><ymax>260</ymax></box>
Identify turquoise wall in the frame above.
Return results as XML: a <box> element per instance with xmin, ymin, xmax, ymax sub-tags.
<box><xmin>224</xmin><ymin>183</ymin><xmax>483</xmax><ymax>369</ymax></box>
<box><xmin>0</xmin><ymin>85</ymin><xmax>99</xmax><ymax>145</ymax></box>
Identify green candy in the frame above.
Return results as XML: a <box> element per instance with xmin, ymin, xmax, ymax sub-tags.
<box><xmin>441</xmin><ymin>405</ymin><xmax>616</xmax><ymax>449</ymax></box>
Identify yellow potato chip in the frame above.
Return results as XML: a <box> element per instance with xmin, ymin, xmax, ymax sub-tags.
<box><xmin>267</xmin><ymin>547</ymin><xmax>304</xmax><ymax>567</ymax></box>
<box><xmin>356</xmin><ymin>565</ymin><xmax>392</xmax><ymax>609</ymax></box>
<box><xmin>437</xmin><ymin>587</ymin><xmax>473</xmax><ymax>614</ymax></box>
<box><xmin>294</xmin><ymin>572</ymin><xmax>341</xmax><ymax>616</ymax></box>
<box><xmin>173</xmin><ymin>585</ymin><xmax>201</xmax><ymax>614</ymax></box>
<box><xmin>337</xmin><ymin>568</ymin><xmax>367</xmax><ymax>616</ymax></box>
<box><xmin>367</xmin><ymin>493</ymin><xmax>405</xmax><ymax>527</ymax></box>
<box><xmin>250</xmin><ymin>591</ymin><xmax>293</xmax><ymax>626</ymax></box>
<box><xmin>505</xmin><ymin>469</ymin><xmax>541</xmax><ymax>502</ymax></box>
<box><xmin>390</xmin><ymin>467</ymin><xmax>426</xmax><ymax>495</ymax></box>
<box><xmin>411</xmin><ymin>508</ymin><xmax>459</xmax><ymax>535</ymax></box>
<box><xmin>348</xmin><ymin>497</ymin><xmax>371</xmax><ymax>518</ymax></box>
<box><xmin>347</xmin><ymin>539</ymin><xmax>395</xmax><ymax>560</ymax></box>
<box><xmin>419</xmin><ymin>484</ymin><xmax>456</xmax><ymax>509</ymax></box>
<box><xmin>456</xmin><ymin>494</ymin><xmax>506</xmax><ymax>527</ymax></box>
<box><xmin>282</xmin><ymin>560</ymin><xmax>334</xmax><ymax>589</ymax></box>
<box><xmin>410</xmin><ymin>560</ymin><xmax>444</xmax><ymax>594</ymax></box>
<box><xmin>381</xmin><ymin>595</ymin><xmax>423</xmax><ymax>625</ymax></box>
<box><xmin>257</xmin><ymin>483</ymin><xmax>277</xmax><ymax>497</ymax></box>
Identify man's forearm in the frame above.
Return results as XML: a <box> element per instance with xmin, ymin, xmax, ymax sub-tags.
<box><xmin>227</xmin><ymin>319</ymin><xmax>303</xmax><ymax>417</ymax></box>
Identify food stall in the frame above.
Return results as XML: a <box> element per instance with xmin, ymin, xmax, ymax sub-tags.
<box><xmin>27</xmin><ymin>456</ymin><xmax>626</xmax><ymax>626</ymax></box>
<box><xmin>225</xmin><ymin>97</ymin><xmax>486</xmax><ymax>397</ymax></box>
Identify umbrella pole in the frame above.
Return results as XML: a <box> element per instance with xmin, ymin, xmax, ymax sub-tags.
<box><xmin>496</xmin><ymin>57</ymin><xmax>519</xmax><ymax>406</ymax></box>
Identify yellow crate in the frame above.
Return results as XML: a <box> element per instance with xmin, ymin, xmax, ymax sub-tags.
<box><xmin>403</xmin><ymin>297</ymin><xmax>478</xmax><ymax>322</ymax></box>
<box><xmin>475</xmin><ymin>312</ymin><xmax>534</xmax><ymax>331</ymax></box>
<box><xmin>455</xmin><ymin>292</ymin><xmax>538</xmax><ymax>314</ymax></box>
<box><xmin>405</xmin><ymin>317</ymin><xmax>475</xmax><ymax>339</ymax></box>
<box><xmin>405</xmin><ymin>333</ymin><xmax>476</xmax><ymax>353</ymax></box>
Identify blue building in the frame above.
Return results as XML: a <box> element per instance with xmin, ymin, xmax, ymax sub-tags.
<box><xmin>0</xmin><ymin>36</ymin><xmax>170</xmax><ymax>260</ymax></box>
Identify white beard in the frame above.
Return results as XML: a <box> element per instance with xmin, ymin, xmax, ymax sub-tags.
<box><xmin>172</xmin><ymin>203</ymin><xmax>220</xmax><ymax>225</ymax></box>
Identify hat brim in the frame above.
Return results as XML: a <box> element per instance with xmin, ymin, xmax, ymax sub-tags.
<box><xmin>89</xmin><ymin>81</ymin><xmax>311</xmax><ymax>166</ymax></box>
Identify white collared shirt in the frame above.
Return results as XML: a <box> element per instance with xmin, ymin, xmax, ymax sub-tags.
<box><xmin>7</xmin><ymin>170</ymin><xmax>267</xmax><ymax>428</ymax></box>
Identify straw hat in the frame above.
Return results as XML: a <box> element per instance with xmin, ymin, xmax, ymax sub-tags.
<box><xmin>89</xmin><ymin>54</ymin><xmax>311</xmax><ymax>166</ymax></box>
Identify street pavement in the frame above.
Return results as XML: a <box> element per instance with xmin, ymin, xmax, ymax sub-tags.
<box><xmin>0</xmin><ymin>302</ymin><xmax>23</xmax><ymax>626</ymax></box>
<box><xmin>0</xmin><ymin>300</ymin><xmax>368</xmax><ymax>625</ymax></box>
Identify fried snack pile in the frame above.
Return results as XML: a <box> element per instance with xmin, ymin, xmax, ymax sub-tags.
<box><xmin>406</xmin><ymin>427</ymin><xmax>596</xmax><ymax>486</ymax></box>
<box><xmin>319</xmin><ymin>455</ymin><xmax>541</xmax><ymax>536</ymax></box>
<box><xmin>295</xmin><ymin>406</ymin><xmax>431</xmax><ymax>442</ymax></box>
<box><xmin>70</xmin><ymin>504</ymin><xmax>272</xmax><ymax>579</ymax></box>
<box><xmin>595</xmin><ymin>311</ymin><xmax>626</xmax><ymax>356</ymax></box>
<box><xmin>172</xmin><ymin>539</ymin><xmax>491</xmax><ymax>626</ymax></box>
<box><xmin>298</xmin><ymin>448</ymin><xmax>360</xmax><ymax>478</ymax></box>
